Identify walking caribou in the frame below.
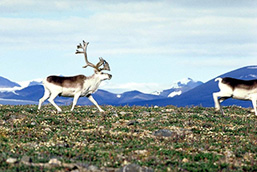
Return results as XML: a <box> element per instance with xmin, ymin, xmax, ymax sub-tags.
<box><xmin>213</xmin><ymin>77</ymin><xmax>257</xmax><ymax>115</ymax></box>
<box><xmin>38</xmin><ymin>41</ymin><xmax>112</xmax><ymax>112</ymax></box>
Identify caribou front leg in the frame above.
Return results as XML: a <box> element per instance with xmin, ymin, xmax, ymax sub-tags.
<box><xmin>71</xmin><ymin>93</ymin><xmax>80</xmax><ymax>111</ymax></box>
<box><xmin>48</xmin><ymin>92</ymin><xmax>62</xmax><ymax>112</ymax></box>
<box><xmin>87</xmin><ymin>95</ymin><xmax>104</xmax><ymax>113</ymax></box>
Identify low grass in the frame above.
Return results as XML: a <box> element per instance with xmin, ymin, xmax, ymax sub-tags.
<box><xmin>0</xmin><ymin>105</ymin><xmax>257</xmax><ymax>171</ymax></box>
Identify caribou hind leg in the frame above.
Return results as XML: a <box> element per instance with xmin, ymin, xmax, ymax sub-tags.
<box><xmin>213</xmin><ymin>91</ymin><xmax>232</xmax><ymax>115</ymax></box>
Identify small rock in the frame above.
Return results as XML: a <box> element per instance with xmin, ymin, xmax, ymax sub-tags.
<box><xmin>122</xmin><ymin>160</ymin><xmax>129</xmax><ymax>165</ymax></box>
<box><xmin>127</xmin><ymin>120</ymin><xmax>139</xmax><ymax>126</ymax></box>
<box><xmin>6</xmin><ymin>158</ymin><xmax>18</xmax><ymax>164</ymax></box>
<box><xmin>135</xmin><ymin>150</ymin><xmax>148</xmax><ymax>155</ymax></box>
<box><xmin>44</xmin><ymin>127</ymin><xmax>52</xmax><ymax>132</ymax></box>
<box><xmin>117</xmin><ymin>163</ymin><xmax>153</xmax><ymax>172</ymax></box>
<box><xmin>76</xmin><ymin>162</ymin><xmax>90</xmax><ymax>168</ymax></box>
<box><xmin>141</xmin><ymin>111</ymin><xmax>150</xmax><ymax>116</ymax></box>
<box><xmin>21</xmin><ymin>155</ymin><xmax>32</xmax><ymax>163</ymax></box>
<box><xmin>98</xmin><ymin>126</ymin><xmax>105</xmax><ymax>130</ymax></box>
<box><xmin>10</xmin><ymin>115</ymin><xmax>17</xmax><ymax>120</ymax></box>
<box><xmin>71</xmin><ymin>169</ymin><xmax>80</xmax><ymax>172</ymax></box>
<box><xmin>0</xmin><ymin>120</ymin><xmax>5</xmax><ymax>125</ymax></box>
<box><xmin>153</xmin><ymin>129</ymin><xmax>173</xmax><ymax>137</ymax></box>
<box><xmin>165</xmin><ymin>109</ymin><xmax>175</xmax><ymax>112</ymax></box>
<box><xmin>149</xmin><ymin>118</ymin><xmax>155</xmax><ymax>121</ymax></box>
<box><xmin>182</xmin><ymin>158</ymin><xmax>189</xmax><ymax>163</ymax></box>
<box><xmin>49</xmin><ymin>158</ymin><xmax>61</xmax><ymax>166</ymax></box>
<box><xmin>112</xmin><ymin>113</ymin><xmax>119</xmax><ymax>117</ymax></box>
<box><xmin>88</xmin><ymin>165</ymin><xmax>99</xmax><ymax>171</ymax></box>
<box><xmin>162</xmin><ymin>116</ymin><xmax>168</xmax><ymax>119</ymax></box>
<box><xmin>119</xmin><ymin>112</ymin><xmax>133</xmax><ymax>115</ymax></box>
<box><xmin>202</xmin><ymin>123</ymin><xmax>212</xmax><ymax>128</ymax></box>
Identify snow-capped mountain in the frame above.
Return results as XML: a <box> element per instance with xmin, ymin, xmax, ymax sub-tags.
<box><xmin>2</xmin><ymin>64</ymin><xmax>256</xmax><ymax>108</ymax></box>
<box><xmin>0</xmin><ymin>76</ymin><xmax>202</xmax><ymax>106</ymax></box>
<box><xmin>0</xmin><ymin>76</ymin><xmax>20</xmax><ymax>89</ymax></box>
<box><xmin>17</xmin><ymin>79</ymin><xmax>43</xmax><ymax>88</ymax></box>
<box><xmin>4</xmin><ymin>64</ymin><xmax>256</xmax><ymax>108</ymax></box>
<box><xmin>128</xmin><ymin>65</ymin><xmax>257</xmax><ymax>108</ymax></box>
<box><xmin>158</xmin><ymin>78</ymin><xmax>203</xmax><ymax>98</ymax></box>
<box><xmin>4</xmin><ymin>65</ymin><xmax>257</xmax><ymax>108</ymax></box>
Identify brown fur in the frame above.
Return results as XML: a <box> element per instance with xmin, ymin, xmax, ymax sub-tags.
<box><xmin>47</xmin><ymin>75</ymin><xmax>87</xmax><ymax>88</ymax></box>
<box><xmin>222</xmin><ymin>77</ymin><xmax>257</xmax><ymax>90</ymax></box>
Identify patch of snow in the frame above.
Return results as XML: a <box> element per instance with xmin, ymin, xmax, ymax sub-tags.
<box><xmin>0</xmin><ymin>86</ymin><xmax>23</xmax><ymax>93</ymax></box>
<box><xmin>171</xmin><ymin>83</ymin><xmax>180</xmax><ymax>89</ymax></box>
<box><xmin>168</xmin><ymin>91</ymin><xmax>182</xmax><ymax>98</ymax></box>
<box><xmin>17</xmin><ymin>78</ymin><xmax>42</xmax><ymax>88</ymax></box>
<box><xmin>171</xmin><ymin>78</ymin><xmax>193</xmax><ymax>89</ymax></box>
<box><xmin>248</xmin><ymin>74</ymin><xmax>257</xmax><ymax>78</ymax></box>
<box><xmin>247</xmin><ymin>66</ymin><xmax>257</xmax><ymax>69</ymax></box>
<box><xmin>0</xmin><ymin>78</ymin><xmax>43</xmax><ymax>93</ymax></box>
<box><xmin>179</xmin><ymin>78</ymin><xmax>192</xmax><ymax>85</ymax></box>
<box><xmin>101</xmin><ymin>82</ymin><xmax>170</xmax><ymax>94</ymax></box>
<box><xmin>151</xmin><ymin>91</ymin><xmax>161</xmax><ymax>95</ymax></box>
<box><xmin>0</xmin><ymin>98</ymin><xmax>37</xmax><ymax>104</ymax></box>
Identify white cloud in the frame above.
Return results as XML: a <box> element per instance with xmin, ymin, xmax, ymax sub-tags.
<box><xmin>0</xmin><ymin>0</ymin><xmax>86</xmax><ymax>13</ymax></box>
<box><xmin>0</xmin><ymin>0</ymin><xmax>256</xmax><ymax>83</ymax></box>
<box><xmin>100</xmin><ymin>82</ymin><xmax>170</xmax><ymax>94</ymax></box>
<box><xmin>180</xmin><ymin>56</ymin><xmax>257</xmax><ymax>68</ymax></box>
<box><xmin>0</xmin><ymin>1</ymin><xmax>256</xmax><ymax>57</ymax></box>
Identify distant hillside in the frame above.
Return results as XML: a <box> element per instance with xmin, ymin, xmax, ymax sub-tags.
<box><xmin>127</xmin><ymin>66</ymin><xmax>257</xmax><ymax>108</ymax></box>
<box><xmin>159</xmin><ymin>78</ymin><xmax>203</xmax><ymax>97</ymax></box>
<box><xmin>0</xmin><ymin>76</ymin><xmax>202</xmax><ymax>106</ymax></box>
<box><xmin>3</xmin><ymin>65</ymin><xmax>256</xmax><ymax>108</ymax></box>
<box><xmin>0</xmin><ymin>76</ymin><xmax>20</xmax><ymax>88</ymax></box>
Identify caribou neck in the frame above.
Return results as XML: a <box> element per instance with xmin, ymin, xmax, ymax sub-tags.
<box><xmin>84</xmin><ymin>73</ymin><xmax>102</xmax><ymax>91</ymax></box>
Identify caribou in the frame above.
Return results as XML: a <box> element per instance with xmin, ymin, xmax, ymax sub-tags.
<box><xmin>213</xmin><ymin>77</ymin><xmax>257</xmax><ymax>115</ymax></box>
<box><xmin>38</xmin><ymin>41</ymin><xmax>112</xmax><ymax>112</ymax></box>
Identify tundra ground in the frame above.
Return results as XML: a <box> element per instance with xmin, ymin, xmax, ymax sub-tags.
<box><xmin>0</xmin><ymin>105</ymin><xmax>257</xmax><ymax>171</ymax></box>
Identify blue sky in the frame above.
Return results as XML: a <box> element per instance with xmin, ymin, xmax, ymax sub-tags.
<box><xmin>0</xmin><ymin>0</ymin><xmax>256</xmax><ymax>93</ymax></box>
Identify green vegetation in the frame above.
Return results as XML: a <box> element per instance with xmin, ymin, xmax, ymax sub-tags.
<box><xmin>0</xmin><ymin>105</ymin><xmax>257</xmax><ymax>171</ymax></box>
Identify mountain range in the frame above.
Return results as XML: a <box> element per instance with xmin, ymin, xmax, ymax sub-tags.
<box><xmin>128</xmin><ymin>66</ymin><xmax>257</xmax><ymax>108</ymax></box>
<box><xmin>0</xmin><ymin>76</ymin><xmax>21</xmax><ymax>88</ymax></box>
<box><xmin>0</xmin><ymin>65</ymin><xmax>256</xmax><ymax>108</ymax></box>
<box><xmin>0</xmin><ymin>76</ymin><xmax>202</xmax><ymax>106</ymax></box>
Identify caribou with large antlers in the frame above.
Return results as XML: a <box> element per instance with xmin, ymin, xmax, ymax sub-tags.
<box><xmin>38</xmin><ymin>41</ymin><xmax>112</xmax><ymax>112</ymax></box>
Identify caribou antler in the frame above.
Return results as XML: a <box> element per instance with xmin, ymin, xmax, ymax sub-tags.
<box><xmin>96</xmin><ymin>57</ymin><xmax>110</xmax><ymax>71</ymax></box>
<box><xmin>75</xmin><ymin>40</ymin><xmax>110</xmax><ymax>71</ymax></box>
<box><xmin>75</xmin><ymin>40</ymin><xmax>96</xmax><ymax>69</ymax></box>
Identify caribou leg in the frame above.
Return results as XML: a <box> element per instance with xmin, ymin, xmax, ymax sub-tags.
<box><xmin>87</xmin><ymin>95</ymin><xmax>104</xmax><ymax>112</ymax></box>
